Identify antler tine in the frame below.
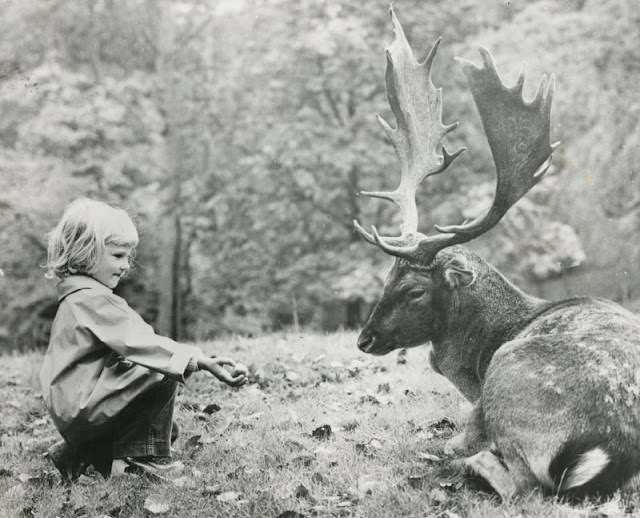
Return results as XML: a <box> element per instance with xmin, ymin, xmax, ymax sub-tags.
<box><xmin>354</xmin><ymin>6</ymin><xmax>464</xmax><ymax>249</ymax></box>
<box><xmin>426</xmin><ymin>48</ymin><xmax>556</xmax><ymax>247</ymax></box>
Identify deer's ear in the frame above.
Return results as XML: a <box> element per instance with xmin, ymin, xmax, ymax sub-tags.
<box><xmin>443</xmin><ymin>257</ymin><xmax>476</xmax><ymax>289</ymax></box>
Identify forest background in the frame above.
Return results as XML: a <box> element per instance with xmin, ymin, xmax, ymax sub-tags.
<box><xmin>1</xmin><ymin>0</ymin><xmax>639</xmax><ymax>351</ymax></box>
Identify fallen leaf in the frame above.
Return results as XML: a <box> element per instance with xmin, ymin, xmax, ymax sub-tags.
<box><xmin>377</xmin><ymin>383</ymin><xmax>390</xmax><ymax>394</ymax></box>
<box><xmin>202</xmin><ymin>403</ymin><xmax>221</xmax><ymax>414</ymax></box>
<box><xmin>417</xmin><ymin>452</ymin><xmax>442</xmax><ymax>462</ymax></box>
<box><xmin>439</xmin><ymin>479</ymin><xmax>461</xmax><ymax>491</ymax></box>
<box><xmin>29</xmin><ymin>417</ymin><xmax>48</xmax><ymax>428</ymax></box>
<box><xmin>369</xmin><ymin>439</ymin><xmax>382</xmax><ymax>450</ymax></box>
<box><xmin>202</xmin><ymin>485</ymin><xmax>221</xmax><ymax>496</ymax></box>
<box><xmin>429</xmin><ymin>418</ymin><xmax>457</xmax><ymax>435</ymax></box>
<box><xmin>355</xmin><ymin>439</ymin><xmax>382</xmax><ymax>457</ymax></box>
<box><xmin>286</xmin><ymin>390</ymin><xmax>301</xmax><ymax>402</ymax></box>
<box><xmin>294</xmin><ymin>484</ymin><xmax>310</xmax><ymax>498</ymax></box>
<box><xmin>172</xmin><ymin>476</ymin><xmax>194</xmax><ymax>488</ymax></box>
<box><xmin>342</xmin><ymin>420</ymin><xmax>358</xmax><ymax>432</ymax></box>
<box><xmin>290</xmin><ymin>455</ymin><xmax>315</xmax><ymax>467</ymax></box>
<box><xmin>407</xmin><ymin>473</ymin><xmax>429</xmax><ymax>489</ymax></box>
<box><xmin>143</xmin><ymin>496</ymin><xmax>170</xmax><ymax>515</ymax></box>
<box><xmin>359</xmin><ymin>394</ymin><xmax>380</xmax><ymax>405</ymax></box>
<box><xmin>216</xmin><ymin>491</ymin><xmax>241</xmax><ymax>503</ymax></box>
<box><xmin>276</xmin><ymin>512</ymin><xmax>306</xmax><ymax>518</ymax></box>
<box><xmin>311</xmin><ymin>425</ymin><xmax>331</xmax><ymax>440</ymax></box>
<box><xmin>356</xmin><ymin>474</ymin><xmax>381</xmax><ymax>495</ymax></box>
<box><xmin>226</xmin><ymin>466</ymin><xmax>245</xmax><ymax>479</ymax></box>
<box><xmin>285</xmin><ymin>371</ymin><xmax>300</xmax><ymax>382</ymax></box>
<box><xmin>184</xmin><ymin>435</ymin><xmax>202</xmax><ymax>451</ymax></box>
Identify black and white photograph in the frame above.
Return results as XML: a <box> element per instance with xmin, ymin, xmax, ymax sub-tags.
<box><xmin>1</xmin><ymin>0</ymin><xmax>639</xmax><ymax>516</ymax></box>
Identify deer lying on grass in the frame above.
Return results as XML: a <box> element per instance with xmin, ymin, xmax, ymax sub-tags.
<box><xmin>354</xmin><ymin>8</ymin><xmax>640</xmax><ymax>501</ymax></box>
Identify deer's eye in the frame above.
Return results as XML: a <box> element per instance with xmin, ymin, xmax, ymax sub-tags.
<box><xmin>407</xmin><ymin>289</ymin><xmax>426</xmax><ymax>300</ymax></box>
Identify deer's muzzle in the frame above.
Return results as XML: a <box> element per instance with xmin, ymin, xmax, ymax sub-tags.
<box><xmin>357</xmin><ymin>333</ymin><xmax>375</xmax><ymax>353</ymax></box>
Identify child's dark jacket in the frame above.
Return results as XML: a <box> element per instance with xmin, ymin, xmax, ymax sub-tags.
<box><xmin>40</xmin><ymin>274</ymin><xmax>201</xmax><ymax>441</ymax></box>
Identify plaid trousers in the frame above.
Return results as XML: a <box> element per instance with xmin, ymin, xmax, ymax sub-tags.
<box><xmin>64</xmin><ymin>377</ymin><xmax>179</xmax><ymax>473</ymax></box>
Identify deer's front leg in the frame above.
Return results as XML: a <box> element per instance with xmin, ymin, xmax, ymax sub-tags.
<box><xmin>445</xmin><ymin>402</ymin><xmax>491</xmax><ymax>456</ymax></box>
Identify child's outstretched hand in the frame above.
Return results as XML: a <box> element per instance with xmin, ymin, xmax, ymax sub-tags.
<box><xmin>197</xmin><ymin>356</ymin><xmax>248</xmax><ymax>387</ymax></box>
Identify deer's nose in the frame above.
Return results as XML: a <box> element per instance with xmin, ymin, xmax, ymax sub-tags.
<box><xmin>357</xmin><ymin>333</ymin><xmax>375</xmax><ymax>352</ymax></box>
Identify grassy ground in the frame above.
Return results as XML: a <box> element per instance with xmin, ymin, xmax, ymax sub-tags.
<box><xmin>0</xmin><ymin>331</ymin><xmax>636</xmax><ymax>517</ymax></box>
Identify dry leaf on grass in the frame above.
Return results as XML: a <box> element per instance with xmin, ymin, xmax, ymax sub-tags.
<box><xmin>172</xmin><ymin>475</ymin><xmax>194</xmax><ymax>488</ymax></box>
<box><xmin>407</xmin><ymin>473</ymin><xmax>429</xmax><ymax>489</ymax></box>
<box><xmin>417</xmin><ymin>452</ymin><xmax>442</xmax><ymax>462</ymax></box>
<box><xmin>355</xmin><ymin>438</ymin><xmax>382</xmax><ymax>457</ymax></box>
<box><xmin>202</xmin><ymin>484</ymin><xmax>221</xmax><ymax>496</ymax></box>
<box><xmin>290</xmin><ymin>454</ymin><xmax>315</xmax><ymax>467</ymax></box>
<box><xmin>183</xmin><ymin>434</ymin><xmax>202</xmax><ymax>451</ymax></box>
<box><xmin>377</xmin><ymin>383</ymin><xmax>390</xmax><ymax>393</ymax></box>
<box><xmin>285</xmin><ymin>371</ymin><xmax>300</xmax><ymax>382</ymax></box>
<box><xmin>311</xmin><ymin>424</ymin><xmax>331</xmax><ymax>440</ymax></box>
<box><xmin>216</xmin><ymin>490</ymin><xmax>242</xmax><ymax>503</ymax></box>
<box><xmin>428</xmin><ymin>418</ymin><xmax>457</xmax><ymax>435</ymax></box>
<box><xmin>143</xmin><ymin>495</ymin><xmax>170</xmax><ymax>515</ymax></box>
<box><xmin>202</xmin><ymin>403</ymin><xmax>221</xmax><ymax>414</ymax></box>
<box><xmin>276</xmin><ymin>511</ymin><xmax>306</xmax><ymax>518</ymax></box>
<box><xmin>356</xmin><ymin>474</ymin><xmax>382</xmax><ymax>496</ymax></box>
<box><xmin>294</xmin><ymin>484</ymin><xmax>311</xmax><ymax>499</ymax></box>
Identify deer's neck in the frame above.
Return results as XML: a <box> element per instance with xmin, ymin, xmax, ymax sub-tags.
<box><xmin>432</xmin><ymin>268</ymin><xmax>547</xmax><ymax>402</ymax></box>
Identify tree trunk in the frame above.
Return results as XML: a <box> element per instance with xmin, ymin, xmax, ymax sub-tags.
<box><xmin>151</xmin><ymin>0</ymin><xmax>184</xmax><ymax>339</ymax></box>
<box><xmin>156</xmin><ymin>212</ymin><xmax>182</xmax><ymax>338</ymax></box>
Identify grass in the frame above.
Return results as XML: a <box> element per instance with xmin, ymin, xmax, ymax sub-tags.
<box><xmin>0</xmin><ymin>331</ymin><xmax>636</xmax><ymax>517</ymax></box>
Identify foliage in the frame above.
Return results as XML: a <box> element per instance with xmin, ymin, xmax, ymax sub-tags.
<box><xmin>1</xmin><ymin>0</ymin><xmax>638</xmax><ymax>348</ymax></box>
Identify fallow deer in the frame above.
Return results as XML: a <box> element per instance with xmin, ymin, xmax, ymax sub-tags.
<box><xmin>354</xmin><ymin>7</ymin><xmax>640</xmax><ymax>501</ymax></box>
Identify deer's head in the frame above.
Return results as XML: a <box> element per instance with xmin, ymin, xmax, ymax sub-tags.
<box><xmin>355</xmin><ymin>8</ymin><xmax>557</xmax><ymax>355</ymax></box>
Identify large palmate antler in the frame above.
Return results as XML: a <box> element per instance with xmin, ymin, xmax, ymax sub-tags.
<box><xmin>354</xmin><ymin>7</ymin><xmax>557</xmax><ymax>264</ymax></box>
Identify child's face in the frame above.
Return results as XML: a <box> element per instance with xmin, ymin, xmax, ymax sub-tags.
<box><xmin>90</xmin><ymin>244</ymin><xmax>133</xmax><ymax>289</ymax></box>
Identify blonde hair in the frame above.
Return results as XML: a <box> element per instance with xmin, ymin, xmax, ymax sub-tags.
<box><xmin>45</xmin><ymin>198</ymin><xmax>139</xmax><ymax>279</ymax></box>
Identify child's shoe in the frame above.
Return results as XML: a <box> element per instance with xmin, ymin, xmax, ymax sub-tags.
<box><xmin>124</xmin><ymin>456</ymin><xmax>184</xmax><ymax>479</ymax></box>
<box><xmin>45</xmin><ymin>441</ymin><xmax>88</xmax><ymax>482</ymax></box>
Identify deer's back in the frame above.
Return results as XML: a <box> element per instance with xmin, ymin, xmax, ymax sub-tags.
<box><xmin>481</xmin><ymin>297</ymin><xmax>640</xmax><ymax>495</ymax></box>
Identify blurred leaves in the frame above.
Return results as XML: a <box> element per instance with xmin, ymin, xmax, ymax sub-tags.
<box><xmin>2</xmin><ymin>0</ymin><xmax>639</xmax><ymax>349</ymax></box>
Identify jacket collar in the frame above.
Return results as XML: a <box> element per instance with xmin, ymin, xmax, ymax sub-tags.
<box><xmin>57</xmin><ymin>274</ymin><xmax>113</xmax><ymax>301</ymax></box>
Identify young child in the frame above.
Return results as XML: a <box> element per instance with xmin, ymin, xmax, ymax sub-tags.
<box><xmin>40</xmin><ymin>198</ymin><xmax>247</xmax><ymax>481</ymax></box>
